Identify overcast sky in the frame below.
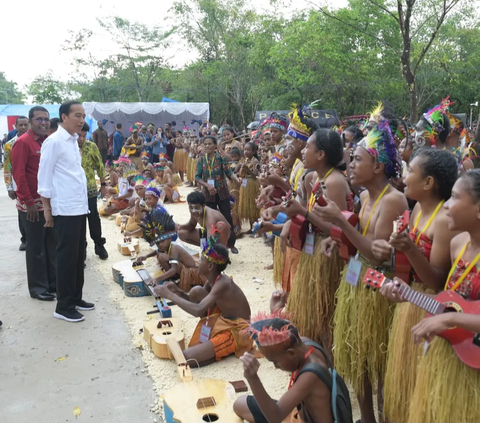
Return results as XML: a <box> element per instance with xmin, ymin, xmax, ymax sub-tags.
<box><xmin>1</xmin><ymin>0</ymin><xmax>345</xmax><ymax>91</ymax></box>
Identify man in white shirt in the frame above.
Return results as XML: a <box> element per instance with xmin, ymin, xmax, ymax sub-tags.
<box><xmin>38</xmin><ymin>101</ymin><xmax>93</xmax><ymax>323</ymax></box>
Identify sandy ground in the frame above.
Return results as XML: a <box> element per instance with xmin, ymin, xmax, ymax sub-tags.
<box><xmin>97</xmin><ymin>183</ymin><xmax>291</xmax><ymax>422</ymax></box>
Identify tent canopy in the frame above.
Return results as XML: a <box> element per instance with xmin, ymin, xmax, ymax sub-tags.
<box><xmin>0</xmin><ymin>104</ymin><xmax>60</xmax><ymax>117</ymax></box>
<box><xmin>83</xmin><ymin>102</ymin><xmax>209</xmax><ymax>137</ymax></box>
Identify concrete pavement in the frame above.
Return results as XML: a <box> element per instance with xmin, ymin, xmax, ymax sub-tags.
<box><xmin>0</xmin><ymin>175</ymin><xmax>156</xmax><ymax>423</ymax></box>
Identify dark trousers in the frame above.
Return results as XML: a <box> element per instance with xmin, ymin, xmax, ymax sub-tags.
<box><xmin>99</xmin><ymin>149</ymin><xmax>107</xmax><ymax>164</ymax></box>
<box><xmin>18</xmin><ymin>209</ymin><xmax>26</xmax><ymax>244</ymax></box>
<box><xmin>151</xmin><ymin>153</ymin><xmax>159</xmax><ymax>164</ymax></box>
<box><xmin>19</xmin><ymin>211</ymin><xmax>56</xmax><ymax>295</ymax></box>
<box><xmin>87</xmin><ymin>196</ymin><xmax>104</xmax><ymax>246</ymax></box>
<box><xmin>54</xmin><ymin>215</ymin><xmax>87</xmax><ymax>312</ymax></box>
<box><xmin>206</xmin><ymin>194</ymin><xmax>236</xmax><ymax>247</ymax></box>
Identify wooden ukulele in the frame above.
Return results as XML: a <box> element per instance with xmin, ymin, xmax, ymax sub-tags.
<box><xmin>392</xmin><ymin>210</ymin><xmax>412</xmax><ymax>282</ymax></box>
<box><xmin>281</xmin><ymin>190</ymin><xmax>309</xmax><ymax>251</ymax></box>
<box><xmin>143</xmin><ymin>318</ymin><xmax>185</xmax><ymax>359</ymax></box>
<box><xmin>362</xmin><ymin>269</ymin><xmax>480</xmax><ymax>369</ymax></box>
<box><xmin>117</xmin><ymin>236</ymin><xmax>139</xmax><ymax>256</ymax></box>
<box><xmin>163</xmin><ymin>338</ymin><xmax>243</xmax><ymax>422</ymax></box>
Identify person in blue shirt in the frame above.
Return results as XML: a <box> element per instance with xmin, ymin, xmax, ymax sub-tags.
<box><xmin>149</xmin><ymin>127</ymin><xmax>169</xmax><ymax>163</ymax></box>
<box><xmin>113</xmin><ymin>123</ymin><xmax>125</xmax><ymax>160</ymax></box>
<box><xmin>7</xmin><ymin>128</ymin><xmax>18</xmax><ymax>141</ymax></box>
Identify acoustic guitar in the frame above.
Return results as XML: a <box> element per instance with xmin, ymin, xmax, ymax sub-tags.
<box><xmin>391</xmin><ymin>210</ymin><xmax>412</xmax><ymax>282</ymax></box>
<box><xmin>163</xmin><ymin>338</ymin><xmax>243</xmax><ymax>422</ymax></box>
<box><xmin>117</xmin><ymin>237</ymin><xmax>139</xmax><ymax>256</ymax></box>
<box><xmin>143</xmin><ymin>318</ymin><xmax>185</xmax><ymax>359</ymax></box>
<box><xmin>362</xmin><ymin>269</ymin><xmax>480</xmax><ymax>369</ymax></box>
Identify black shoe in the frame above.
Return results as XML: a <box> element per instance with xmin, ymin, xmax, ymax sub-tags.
<box><xmin>230</xmin><ymin>246</ymin><xmax>239</xmax><ymax>254</ymax></box>
<box><xmin>76</xmin><ymin>300</ymin><xmax>95</xmax><ymax>311</ymax></box>
<box><xmin>95</xmin><ymin>244</ymin><xmax>108</xmax><ymax>260</ymax></box>
<box><xmin>19</xmin><ymin>242</ymin><xmax>26</xmax><ymax>251</ymax></box>
<box><xmin>31</xmin><ymin>292</ymin><xmax>55</xmax><ymax>301</ymax></box>
<box><xmin>54</xmin><ymin>309</ymin><xmax>85</xmax><ymax>322</ymax></box>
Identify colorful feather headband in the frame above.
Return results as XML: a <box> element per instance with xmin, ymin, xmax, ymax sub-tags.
<box><xmin>362</xmin><ymin>102</ymin><xmax>384</xmax><ymax>131</ymax></box>
<box><xmin>141</xmin><ymin>151</ymin><xmax>149</xmax><ymax>158</ymax></box>
<box><xmin>154</xmin><ymin>163</ymin><xmax>165</xmax><ymax>170</ymax></box>
<box><xmin>201</xmin><ymin>226</ymin><xmax>230</xmax><ymax>265</ymax></box>
<box><xmin>359</xmin><ymin>120</ymin><xmax>402</xmax><ymax>179</ymax></box>
<box><xmin>115</xmin><ymin>155</ymin><xmax>131</xmax><ymax>165</ymax></box>
<box><xmin>268</xmin><ymin>112</ymin><xmax>289</xmax><ymax>133</ymax></box>
<box><xmin>145</xmin><ymin>186</ymin><xmax>162</xmax><ymax>198</ymax></box>
<box><xmin>423</xmin><ymin>96</ymin><xmax>454</xmax><ymax>135</ymax></box>
<box><xmin>140</xmin><ymin>207</ymin><xmax>177</xmax><ymax>244</ymax></box>
<box><xmin>446</xmin><ymin>112</ymin><xmax>464</xmax><ymax>135</ymax></box>
<box><xmin>123</xmin><ymin>162</ymin><xmax>138</xmax><ymax>179</ymax></box>
<box><xmin>287</xmin><ymin>105</ymin><xmax>313</xmax><ymax>142</ymax></box>
<box><xmin>243</xmin><ymin>312</ymin><xmax>298</xmax><ymax>347</ymax></box>
<box><xmin>133</xmin><ymin>175</ymin><xmax>150</xmax><ymax>186</ymax></box>
<box><xmin>158</xmin><ymin>153</ymin><xmax>169</xmax><ymax>161</ymax></box>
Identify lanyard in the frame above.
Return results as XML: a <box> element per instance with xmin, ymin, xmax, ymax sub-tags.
<box><xmin>308</xmin><ymin>167</ymin><xmax>334</xmax><ymax>212</ymax></box>
<box><xmin>206</xmin><ymin>274</ymin><xmax>222</xmax><ymax>323</ymax></box>
<box><xmin>288</xmin><ymin>347</ymin><xmax>314</xmax><ymax>390</ymax></box>
<box><xmin>202</xmin><ymin>207</ymin><xmax>206</xmax><ymax>228</ymax></box>
<box><xmin>360</xmin><ymin>184</ymin><xmax>389</xmax><ymax>236</ymax></box>
<box><xmin>412</xmin><ymin>200</ymin><xmax>444</xmax><ymax>245</ymax></box>
<box><xmin>444</xmin><ymin>242</ymin><xmax>480</xmax><ymax>291</ymax></box>
<box><xmin>205</xmin><ymin>153</ymin><xmax>215</xmax><ymax>177</ymax></box>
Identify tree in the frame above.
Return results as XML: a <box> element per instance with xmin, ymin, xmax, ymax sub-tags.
<box><xmin>63</xmin><ymin>17</ymin><xmax>175</xmax><ymax>102</ymax></box>
<box><xmin>0</xmin><ymin>72</ymin><xmax>24</xmax><ymax>104</ymax></box>
<box><xmin>314</xmin><ymin>0</ymin><xmax>466</xmax><ymax>121</ymax></box>
<box><xmin>27</xmin><ymin>71</ymin><xmax>75</xmax><ymax>104</ymax></box>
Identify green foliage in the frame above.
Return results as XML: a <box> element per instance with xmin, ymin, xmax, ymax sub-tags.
<box><xmin>0</xmin><ymin>72</ymin><xmax>24</xmax><ymax>104</ymax></box>
<box><xmin>27</xmin><ymin>71</ymin><xmax>75</xmax><ymax>104</ymax></box>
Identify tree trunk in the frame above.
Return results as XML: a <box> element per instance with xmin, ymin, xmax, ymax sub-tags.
<box><xmin>408</xmin><ymin>80</ymin><xmax>417</xmax><ymax>124</ymax></box>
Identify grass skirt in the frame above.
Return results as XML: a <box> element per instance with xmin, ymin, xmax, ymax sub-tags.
<box><xmin>172</xmin><ymin>173</ymin><xmax>183</xmax><ymax>187</ymax></box>
<box><xmin>384</xmin><ymin>282</ymin><xmax>433</xmax><ymax>423</ymax></box>
<box><xmin>238</xmin><ymin>178</ymin><xmax>260</xmax><ymax>224</ymax></box>
<box><xmin>173</xmin><ymin>149</ymin><xmax>186</xmax><ymax>172</ymax></box>
<box><xmin>281</xmin><ymin>246</ymin><xmax>301</xmax><ymax>293</ymax></box>
<box><xmin>178</xmin><ymin>264</ymin><xmax>206</xmax><ymax>292</ymax></box>
<box><xmin>333</xmin><ymin>257</ymin><xmax>395</xmax><ymax>396</ymax></box>
<box><xmin>273</xmin><ymin>237</ymin><xmax>285</xmax><ymax>286</ymax></box>
<box><xmin>408</xmin><ymin>337</ymin><xmax>480</xmax><ymax>422</ymax></box>
<box><xmin>186</xmin><ymin>155</ymin><xmax>193</xmax><ymax>182</ymax></box>
<box><xmin>286</xmin><ymin>234</ymin><xmax>344</xmax><ymax>350</ymax></box>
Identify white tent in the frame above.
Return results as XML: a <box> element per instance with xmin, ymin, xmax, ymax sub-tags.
<box><xmin>83</xmin><ymin>102</ymin><xmax>210</xmax><ymax>137</ymax></box>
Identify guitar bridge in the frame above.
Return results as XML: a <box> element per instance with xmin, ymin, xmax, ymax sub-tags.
<box><xmin>196</xmin><ymin>397</ymin><xmax>217</xmax><ymax>409</ymax></box>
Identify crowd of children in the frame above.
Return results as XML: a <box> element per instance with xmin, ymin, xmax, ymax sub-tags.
<box><xmin>99</xmin><ymin>102</ymin><xmax>480</xmax><ymax>423</ymax></box>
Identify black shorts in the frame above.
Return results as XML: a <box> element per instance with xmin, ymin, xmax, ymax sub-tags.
<box><xmin>246</xmin><ymin>395</ymin><xmax>275</xmax><ymax>423</ymax></box>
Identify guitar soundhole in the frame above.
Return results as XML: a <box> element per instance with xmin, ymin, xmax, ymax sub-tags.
<box><xmin>202</xmin><ymin>414</ymin><xmax>219</xmax><ymax>422</ymax></box>
<box><xmin>162</xmin><ymin>331</ymin><xmax>172</xmax><ymax>335</ymax></box>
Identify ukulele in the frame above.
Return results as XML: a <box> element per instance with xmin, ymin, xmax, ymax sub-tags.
<box><xmin>117</xmin><ymin>236</ymin><xmax>139</xmax><ymax>257</ymax></box>
<box><xmin>362</xmin><ymin>269</ymin><xmax>480</xmax><ymax>369</ymax></box>
<box><xmin>282</xmin><ymin>189</ymin><xmax>309</xmax><ymax>251</ymax></box>
<box><xmin>143</xmin><ymin>318</ymin><xmax>185</xmax><ymax>359</ymax></box>
<box><xmin>392</xmin><ymin>210</ymin><xmax>412</xmax><ymax>282</ymax></box>
<box><xmin>162</xmin><ymin>338</ymin><xmax>243</xmax><ymax>422</ymax></box>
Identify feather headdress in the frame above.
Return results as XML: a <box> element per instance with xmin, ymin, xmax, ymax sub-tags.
<box><xmin>140</xmin><ymin>206</ymin><xmax>177</xmax><ymax>244</ymax></box>
<box><xmin>367</xmin><ymin>102</ymin><xmax>384</xmax><ymax>126</ymax></box>
<box><xmin>243</xmin><ymin>312</ymin><xmax>299</xmax><ymax>347</ymax></box>
<box><xmin>132</xmin><ymin>175</ymin><xmax>150</xmax><ymax>186</ymax></box>
<box><xmin>145</xmin><ymin>186</ymin><xmax>162</xmax><ymax>198</ymax></box>
<box><xmin>423</xmin><ymin>96</ymin><xmax>454</xmax><ymax>136</ymax></box>
<box><xmin>287</xmin><ymin>104</ymin><xmax>313</xmax><ymax>141</ymax></box>
<box><xmin>123</xmin><ymin>161</ymin><xmax>138</xmax><ymax>179</ymax></box>
<box><xmin>158</xmin><ymin>153</ymin><xmax>169</xmax><ymax>161</ymax></box>
<box><xmin>268</xmin><ymin>112</ymin><xmax>289</xmax><ymax>133</ymax></box>
<box><xmin>446</xmin><ymin>111</ymin><xmax>464</xmax><ymax>135</ymax></box>
<box><xmin>359</xmin><ymin>120</ymin><xmax>402</xmax><ymax>179</ymax></box>
<box><xmin>141</xmin><ymin>151</ymin><xmax>149</xmax><ymax>158</ymax></box>
<box><xmin>201</xmin><ymin>225</ymin><xmax>231</xmax><ymax>265</ymax></box>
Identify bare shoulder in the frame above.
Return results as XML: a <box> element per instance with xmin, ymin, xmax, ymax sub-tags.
<box><xmin>385</xmin><ymin>186</ymin><xmax>407</xmax><ymax>210</ymax></box>
<box><xmin>451</xmin><ymin>231</ymin><xmax>470</xmax><ymax>255</ymax></box>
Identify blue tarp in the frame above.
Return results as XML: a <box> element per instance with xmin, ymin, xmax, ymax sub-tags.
<box><xmin>0</xmin><ymin>104</ymin><xmax>60</xmax><ymax>117</ymax></box>
<box><xmin>161</xmin><ymin>97</ymin><xmax>178</xmax><ymax>103</ymax></box>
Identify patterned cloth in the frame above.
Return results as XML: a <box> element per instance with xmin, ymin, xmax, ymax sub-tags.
<box><xmin>3</xmin><ymin>136</ymin><xmax>17</xmax><ymax>190</ymax></box>
<box><xmin>447</xmin><ymin>259</ymin><xmax>480</xmax><ymax>300</ymax></box>
<box><xmin>79</xmin><ymin>140</ymin><xmax>105</xmax><ymax>198</ymax></box>
<box><xmin>195</xmin><ymin>152</ymin><xmax>233</xmax><ymax>201</ymax></box>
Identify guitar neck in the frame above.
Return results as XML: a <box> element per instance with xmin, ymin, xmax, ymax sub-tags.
<box><xmin>395</xmin><ymin>282</ymin><xmax>445</xmax><ymax>315</ymax></box>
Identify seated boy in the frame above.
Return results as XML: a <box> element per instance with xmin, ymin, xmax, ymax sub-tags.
<box><xmin>135</xmin><ymin>209</ymin><xmax>205</xmax><ymax>291</ymax></box>
<box><xmin>233</xmin><ymin>314</ymin><xmax>334</xmax><ymax>423</ymax></box>
<box><xmin>178</xmin><ymin>191</ymin><xmax>231</xmax><ymax>247</ymax></box>
<box><xmin>154</xmin><ymin>234</ymin><xmax>252</xmax><ymax>366</ymax></box>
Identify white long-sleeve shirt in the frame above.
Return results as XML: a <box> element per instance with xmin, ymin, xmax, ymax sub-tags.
<box><xmin>37</xmin><ymin>125</ymin><xmax>88</xmax><ymax>216</ymax></box>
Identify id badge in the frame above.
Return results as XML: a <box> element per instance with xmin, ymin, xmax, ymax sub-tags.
<box><xmin>304</xmin><ymin>232</ymin><xmax>315</xmax><ymax>255</ymax></box>
<box><xmin>207</xmin><ymin>179</ymin><xmax>215</xmax><ymax>187</ymax></box>
<box><xmin>199</xmin><ymin>324</ymin><xmax>212</xmax><ymax>343</ymax></box>
<box><xmin>200</xmin><ymin>238</ymin><xmax>207</xmax><ymax>249</ymax></box>
<box><xmin>242</xmin><ymin>178</ymin><xmax>248</xmax><ymax>188</ymax></box>
<box><xmin>345</xmin><ymin>257</ymin><xmax>362</xmax><ymax>287</ymax></box>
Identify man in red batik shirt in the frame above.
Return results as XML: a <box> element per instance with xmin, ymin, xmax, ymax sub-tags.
<box><xmin>11</xmin><ymin>106</ymin><xmax>57</xmax><ymax>301</ymax></box>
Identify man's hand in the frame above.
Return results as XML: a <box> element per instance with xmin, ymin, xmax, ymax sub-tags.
<box><xmin>7</xmin><ymin>190</ymin><xmax>16</xmax><ymax>200</ymax></box>
<box><xmin>240</xmin><ymin>352</ymin><xmax>261</xmax><ymax>379</ymax></box>
<box><xmin>154</xmin><ymin>284</ymin><xmax>171</xmax><ymax>299</ymax></box>
<box><xmin>26</xmin><ymin>204</ymin><xmax>39</xmax><ymax>222</ymax></box>
<box><xmin>44</xmin><ymin>208</ymin><xmax>54</xmax><ymax>227</ymax></box>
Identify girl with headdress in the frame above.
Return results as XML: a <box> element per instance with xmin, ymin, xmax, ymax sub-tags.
<box><xmin>122</xmin><ymin>176</ymin><xmax>152</xmax><ymax>237</ymax></box>
<box><xmin>405</xmin><ymin>170</ymin><xmax>480</xmax><ymax>423</ymax></box>
<box><xmin>445</xmin><ymin>111</ymin><xmax>475</xmax><ymax>175</ymax></box>
<box><xmin>315</xmin><ymin>119</ymin><xmax>408</xmax><ymax>423</ymax></box>
<box><xmin>238</xmin><ymin>142</ymin><xmax>261</xmax><ymax>233</ymax></box>
<box><xmin>370</xmin><ymin>148</ymin><xmax>458</xmax><ymax>422</ymax></box>
<box><xmin>140</xmin><ymin>151</ymin><xmax>155</xmax><ymax>178</ymax></box>
<box><xmin>157</xmin><ymin>154</ymin><xmax>182</xmax><ymax>203</ymax></box>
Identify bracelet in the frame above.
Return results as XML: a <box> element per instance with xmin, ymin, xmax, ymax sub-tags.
<box><xmin>100</xmin><ymin>182</ymin><xmax>107</xmax><ymax>186</ymax></box>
